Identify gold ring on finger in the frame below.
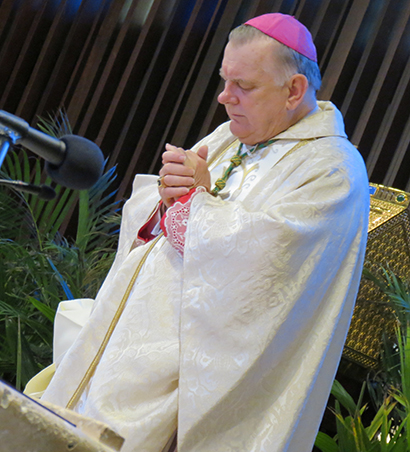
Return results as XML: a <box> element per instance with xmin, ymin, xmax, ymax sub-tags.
<box><xmin>157</xmin><ymin>176</ymin><xmax>166</xmax><ymax>188</ymax></box>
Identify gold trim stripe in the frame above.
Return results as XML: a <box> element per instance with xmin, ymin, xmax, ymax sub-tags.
<box><xmin>66</xmin><ymin>234</ymin><xmax>164</xmax><ymax>410</ymax></box>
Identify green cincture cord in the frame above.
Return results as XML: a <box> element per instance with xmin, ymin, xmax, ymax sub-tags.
<box><xmin>211</xmin><ymin>138</ymin><xmax>277</xmax><ymax>196</ymax></box>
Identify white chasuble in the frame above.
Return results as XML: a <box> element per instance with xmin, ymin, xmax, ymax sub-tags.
<box><xmin>42</xmin><ymin>101</ymin><xmax>369</xmax><ymax>452</ymax></box>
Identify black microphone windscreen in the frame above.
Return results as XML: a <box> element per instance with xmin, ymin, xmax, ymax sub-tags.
<box><xmin>45</xmin><ymin>135</ymin><xmax>104</xmax><ymax>190</ymax></box>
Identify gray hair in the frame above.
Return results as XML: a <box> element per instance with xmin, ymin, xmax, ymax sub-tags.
<box><xmin>228</xmin><ymin>25</ymin><xmax>322</xmax><ymax>93</ymax></box>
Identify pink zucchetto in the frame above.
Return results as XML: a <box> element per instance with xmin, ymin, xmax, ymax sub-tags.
<box><xmin>244</xmin><ymin>13</ymin><xmax>317</xmax><ymax>62</ymax></box>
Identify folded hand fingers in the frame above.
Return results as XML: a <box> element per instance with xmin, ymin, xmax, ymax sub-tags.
<box><xmin>160</xmin><ymin>186</ymin><xmax>190</xmax><ymax>205</ymax></box>
<box><xmin>159</xmin><ymin>174</ymin><xmax>194</xmax><ymax>188</ymax></box>
<box><xmin>160</xmin><ymin>162</ymin><xmax>194</xmax><ymax>178</ymax></box>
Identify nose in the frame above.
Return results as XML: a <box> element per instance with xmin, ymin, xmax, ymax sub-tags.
<box><xmin>218</xmin><ymin>81</ymin><xmax>238</xmax><ymax>105</ymax></box>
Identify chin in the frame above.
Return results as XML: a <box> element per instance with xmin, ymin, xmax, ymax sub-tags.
<box><xmin>229</xmin><ymin>122</ymin><xmax>252</xmax><ymax>143</ymax></box>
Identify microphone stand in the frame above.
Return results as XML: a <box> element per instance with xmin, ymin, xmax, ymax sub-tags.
<box><xmin>0</xmin><ymin>122</ymin><xmax>21</xmax><ymax>170</ymax></box>
<box><xmin>0</xmin><ymin>179</ymin><xmax>56</xmax><ymax>200</ymax></box>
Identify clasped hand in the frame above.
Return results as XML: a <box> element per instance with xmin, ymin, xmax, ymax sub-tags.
<box><xmin>159</xmin><ymin>144</ymin><xmax>210</xmax><ymax>208</ymax></box>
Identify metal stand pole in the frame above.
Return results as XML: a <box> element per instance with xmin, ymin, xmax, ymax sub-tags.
<box><xmin>0</xmin><ymin>136</ymin><xmax>12</xmax><ymax>170</ymax></box>
<box><xmin>0</xmin><ymin>124</ymin><xmax>21</xmax><ymax>170</ymax></box>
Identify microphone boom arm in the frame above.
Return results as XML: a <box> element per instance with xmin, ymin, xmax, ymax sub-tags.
<box><xmin>0</xmin><ymin>111</ymin><xmax>65</xmax><ymax>166</ymax></box>
<box><xmin>0</xmin><ymin>110</ymin><xmax>104</xmax><ymax>190</ymax></box>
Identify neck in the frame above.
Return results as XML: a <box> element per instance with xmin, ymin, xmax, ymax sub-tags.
<box><xmin>286</xmin><ymin>97</ymin><xmax>317</xmax><ymax>131</ymax></box>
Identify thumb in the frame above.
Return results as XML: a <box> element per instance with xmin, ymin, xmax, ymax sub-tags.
<box><xmin>197</xmin><ymin>145</ymin><xmax>208</xmax><ymax>161</ymax></box>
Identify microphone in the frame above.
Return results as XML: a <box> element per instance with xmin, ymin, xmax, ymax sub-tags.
<box><xmin>0</xmin><ymin>179</ymin><xmax>56</xmax><ymax>200</ymax></box>
<box><xmin>0</xmin><ymin>110</ymin><xmax>104</xmax><ymax>190</ymax></box>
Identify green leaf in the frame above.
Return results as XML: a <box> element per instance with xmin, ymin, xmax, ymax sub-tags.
<box><xmin>314</xmin><ymin>432</ymin><xmax>339</xmax><ymax>452</ymax></box>
<box><xmin>16</xmin><ymin>316</ymin><xmax>22</xmax><ymax>391</ymax></box>
<box><xmin>366</xmin><ymin>399</ymin><xmax>395</xmax><ymax>440</ymax></box>
<box><xmin>26</xmin><ymin>296</ymin><xmax>55</xmax><ymax>323</ymax></box>
<box><xmin>332</xmin><ymin>380</ymin><xmax>358</xmax><ymax>415</ymax></box>
<box><xmin>76</xmin><ymin>189</ymin><xmax>91</xmax><ymax>252</ymax></box>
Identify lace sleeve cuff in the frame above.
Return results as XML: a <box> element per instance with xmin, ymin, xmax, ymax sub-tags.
<box><xmin>160</xmin><ymin>187</ymin><xmax>207</xmax><ymax>256</ymax></box>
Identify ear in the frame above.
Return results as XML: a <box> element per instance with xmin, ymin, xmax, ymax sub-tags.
<box><xmin>286</xmin><ymin>74</ymin><xmax>309</xmax><ymax>111</ymax></box>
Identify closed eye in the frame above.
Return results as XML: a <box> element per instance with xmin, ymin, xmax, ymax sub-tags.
<box><xmin>237</xmin><ymin>82</ymin><xmax>255</xmax><ymax>91</ymax></box>
<box><xmin>219</xmin><ymin>69</ymin><xmax>256</xmax><ymax>91</ymax></box>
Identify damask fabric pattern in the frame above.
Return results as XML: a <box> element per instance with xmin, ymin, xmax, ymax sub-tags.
<box><xmin>42</xmin><ymin>101</ymin><xmax>369</xmax><ymax>452</ymax></box>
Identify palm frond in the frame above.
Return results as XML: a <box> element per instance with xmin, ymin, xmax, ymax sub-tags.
<box><xmin>36</xmin><ymin>109</ymin><xmax>72</xmax><ymax>138</ymax></box>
